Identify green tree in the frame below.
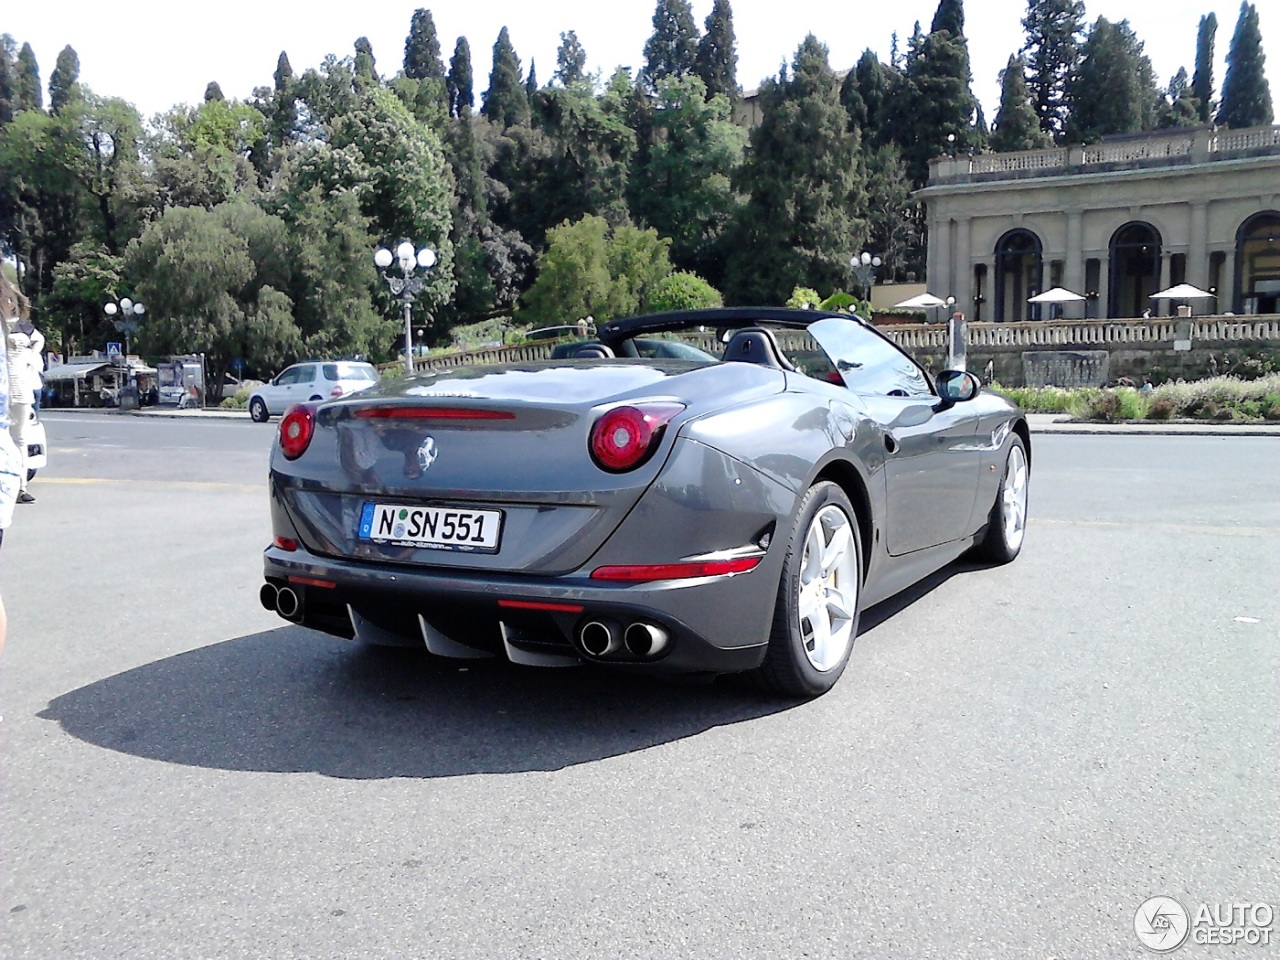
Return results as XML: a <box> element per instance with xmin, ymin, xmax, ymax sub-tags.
<box><xmin>642</xmin><ymin>0</ymin><xmax>700</xmax><ymax>91</ymax></box>
<box><xmin>48</xmin><ymin>46</ymin><xmax>80</xmax><ymax>115</ymax></box>
<box><xmin>901</xmin><ymin>15</ymin><xmax>979</xmax><ymax>185</ymax></box>
<box><xmin>126</xmin><ymin>200</ymin><xmax>300</xmax><ymax>395</ymax></box>
<box><xmin>521</xmin><ymin>214</ymin><xmax>671</xmax><ymax>324</ymax></box>
<box><xmin>724</xmin><ymin>36</ymin><xmax>867</xmax><ymax>305</ymax></box>
<box><xmin>1192</xmin><ymin>13</ymin><xmax>1218</xmax><ymax>123</ymax></box>
<box><xmin>13</xmin><ymin>42</ymin><xmax>40</xmax><ymax>112</ymax></box>
<box><xmin>292</xmin><ymin>81</ymin><xmax>455</xmax><ymax>324</ymax></box>
<box><xmin>0</xmin><ymin>106</ymin><xmax>91</xmax><ymax>302</ymax></box>
<box><xmin>863</xmin><ymin>144</ymin><xmax>922</xmax><ymax>282</ymax></box>
<box><xmin>269</xmin><ymin>51</ymin><xmax>297</xmax><ymax>148</ymax></box>
<box><xmin>629</xmin><ymin>74</ymin><xmax>744</xmax><ymax>280</ymax></box>
<box><xmin>0</xmin><ymin>35</ymin><xmax>14</xmax><ymax>125</ymax></box>
<box><xmin>1067</xmin><ymin>17</ymin><xmax>1160</xmax><ymax>143</ymax></box>
<box><xmin>271</xmin><ymin>184</ymin><xmax>390</xmax><ymax>358</ymax></box>
<box><xmin>1160</xmin><ymin>68</ymin><xmax>1200</xmax><ymax>128</ymax></box>
<box><xmin>47</xmin><ymin>242</ymin><xmax>123</xmax><ymax>354</ymax></box>
<box><xmin>1021</xmin><ymin>0</ymin><xmax>1086</xmax><ymax>141</ymax></box>
<box><xmin>354</xmin><ymin>37</ymin><xmax>379</xmax><ymax>87</ymax></box>
<box><xmin>695</xmin><ymin>0</ymin><xmax>738</xmax><ymax>101</ymax></box>
<box><xmin>645</xmin><ymin>270</ymin><xmax>722</xmax><ymax>311</ymax></box>
<box><xmin>483</xmin><ymin>27</ymin><xmax>530</xmax><ymax>128</ymax></box>
<box><xmin>554</xmin><ymin>31</ymin><xmax>588</xmax><ymax>88</ymax></box>
<box><xmin>992</xmin><ymin>54</ymin><xmax>1052</xmax><ymax>151</ymax></box>
<box><xmin>447</xmin><ymin>37</ymin><xmax>473</xmax><ymax>117</ymax></box>
<box><xmin>404</xmin><ymin>9</ymin><xmax>445</xmax><ymax>81</ymax></box>
<box><xmin>1217</xmin><ymin>2</ymin><xmax>1273</xmax><ymax>129</ymax></box>
<box><xmin>931</xmin><ymin>0</ymin><xmax>965</xmax><ymax>38</ymax></box>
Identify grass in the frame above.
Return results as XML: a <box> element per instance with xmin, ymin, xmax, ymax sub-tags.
<box><xmin>990</xmin><ymin>374</ymin><xmax>1280</xmax><ymax>423</ymax></box>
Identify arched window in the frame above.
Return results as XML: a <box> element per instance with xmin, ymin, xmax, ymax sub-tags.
<box><xmin>1234</xmin><ymin>212</ymin><xmax>1280</xmax><ymax>314</ymax></box>
<box><xmin>1108</xmin><ymin>222</ymin><xmax>1161</xmax><ymax>318</ymax></box>
<box><xmin>994</xmin><ymin>230</ymin><xmax>1042</xmax><ymax>322</ymax></box>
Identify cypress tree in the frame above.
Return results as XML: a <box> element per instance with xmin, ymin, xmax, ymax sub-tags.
<box><xmin>931</xmin><ymin>0</ymin><xmax>965</xmax><ymax>39</ymax></box>
<box><xmin>271</xmin><ymin>52</ymin><xmax>297</xmax><ymax>145</ymax></box>
<box><xmin>901</xmin><ymin>3</ymin><xmax>979</xmax><ymax>185</ymax></box>
<box><xmin>992</xmin><ymin>54</ymin><xmax>1051</xmax><ymax>151</ymax></box>
<box><xmin>14</xmin><ymin>42</ymin><xmax>40</xmax><ymax>112</ymax></box>
<box><xmin>1066</xmin><ymin>17</ymin><xmax>1160</xmax><ymax>143</ymax></box>
<box><xmin>554</xmin><ymin>31</ymin><xmax>587</xmax><ymax>87</ymax></box>
<box><xmin>1160</xmin><ymin>67</ymin><xmax>1200</xmax><ymax>128</ymax></box>
<box><xmin>0</xmin><ymin>41</ymin><xmax>12</xmax><ymax>125</ymax></box>
<box><xmin>1217</xmin><ymin>2</ymin><xmax>1273</xmax><ymax>129</ymax></box>
<box><xmin>1192</xmin><ymin>13</ymin><xmax>1217</xmax><ymax>123</ymax></box>
<box><xmin>851</xmin><ymin>50</ymin><xmax>893</xmax><ymax>149</ymax></box>
<box><xmin>483</xmin><ymin>27</ymin><xmax>530</xmax><ymax>128</ymax></box>
<box><xmin>1021</xmin><ymin>0</ymin><xmax>1086</xmax><ymax>141</ymax></box>
<box><xmin>525</xmin><ymin>60</ymin><xmax>538</xmax><ymax>99</ymax></box>
<box><xmin>695</xmin><ymin>0</ymin><xmax>738</xmax><ymax>101</ymax></box>
<box><xmin>48</xmin><ymin>45</ymin><xmax>81</xmax><ymax>115</ymax></box>
<box><xmin>726</xmin><ymin>36</ymin><xmax>867</xmax><ymax>305</ymax></box>
<box><xmin>204</xmin><ymin>81</ymin><xmax>225</xmax><ymax>102</ymax></box>
<box><xmin>643</xmin><ymin>0</ymin><xmax>700</xmax><ymax>91</ymax></box>
<box><xmin>404</xmin><ymin>9</ymin><xmax>445</xmax><ymax>82</ymax></box>
<box><xmin>447</xmin><ymin>37</ymin><xmax>473</xmax><ymax>117</ymax></box>
<box><xmin>354</xmin><ymin>37</ymin><xmax>379</xmax><ymax>85</ymax></box>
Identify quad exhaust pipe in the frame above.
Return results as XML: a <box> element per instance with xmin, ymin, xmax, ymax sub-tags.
<box><xmin>623</xmin><ymin>622</ymin><xmax>670</xmax><ymax>658</ymax></box>
<box><xmin>579</xmin><ymin>620</ymin><xmax>622</xmax><ymax>658</ymax></box>
<box><xmin>577</xmin><ymin>619</ymin><xmax>670</xmax><ymax>660</ymax></box>
<box><xmin>260</xmin><ymin>581</ymin><xmax>303</xmax><ymax>621</ymax></box>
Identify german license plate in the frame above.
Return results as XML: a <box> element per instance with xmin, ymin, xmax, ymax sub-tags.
<box><xmin>358</xmin><ymin>503</ymin><xmax>502</xmax><ymax>552</ymax></box>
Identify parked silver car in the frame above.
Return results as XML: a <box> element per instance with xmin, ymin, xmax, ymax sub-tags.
<box><xmin>248</xmin><ymin>361</ymin><xmax>379</xmax><ymax>422</ymax></box>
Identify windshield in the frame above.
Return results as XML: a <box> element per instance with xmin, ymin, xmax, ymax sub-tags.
<box><xmin>807</xmin><ymin>317</ymin><xmax>934</xmax><ymax>398</ymax></box>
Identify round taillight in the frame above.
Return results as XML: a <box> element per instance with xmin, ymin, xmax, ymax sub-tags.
<box><xmin>279</xmin><ymin>404</ymin><xmax>316</xmax><ymax>460</ymax></box>
<box><xmin>589</xmin><ymin>402</ymin><xmax>683</xmax><ymax>472</ymax></box>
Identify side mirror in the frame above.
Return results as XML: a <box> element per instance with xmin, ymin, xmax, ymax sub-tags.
<box><xmin>935</xmin><ymin>370</ymin><xmax>982</xmax><ymax>406</ymax></box>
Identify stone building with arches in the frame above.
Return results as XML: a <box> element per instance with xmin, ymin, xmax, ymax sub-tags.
<box><xmin>916</xmin><ymin>125</ymin><xmax>1280</xmax><ymax>321</ymax></box>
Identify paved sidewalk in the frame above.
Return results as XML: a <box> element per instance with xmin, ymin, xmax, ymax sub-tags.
<box><xmin>45</xmin><ymin>405</ymin><xmax>1280</xmax><ymax>436</ymax></box>
<box><xmin>1024</xmin><ymin>413</ymin><xmax>1280</xmax><ymax>436</ymax></box>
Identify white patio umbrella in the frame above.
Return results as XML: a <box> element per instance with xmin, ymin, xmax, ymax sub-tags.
<box><xmin>893</xmin><ymin>292</ymin><xmax>948</xmax><ymax>309</ymax></box>
<box><xmin>1026</xmin><ymin>286</ymin><xmax>1086</xmax><ymax>304</ymax></box>
<box><xmin>1149</xmin><ymin>283</ymin><xmax>1215</xmax><ymax>300</ymax></box>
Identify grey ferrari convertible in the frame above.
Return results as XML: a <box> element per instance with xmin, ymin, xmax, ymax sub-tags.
<box><xmin>261</xmin><ymin>308</ymin><xmax>1029</xmax><ymax>697</ymax></box>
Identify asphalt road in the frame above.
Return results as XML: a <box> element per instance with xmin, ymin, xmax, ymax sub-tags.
<box><xmin>2</xmin><ymin>414</ymin><xmax>1276</xmax><ymax>959</ymax></box>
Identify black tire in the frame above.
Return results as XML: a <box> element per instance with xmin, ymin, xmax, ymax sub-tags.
<box><xmin>249</xmin><ymin>397</ymin><xmax>269</xmax><ymax>423</ymax></box>
<box><xmin>973</xmin><ymin>434</ymin><xmax>1030</xmax><ymax>564</ymax></box>
<box><xmin>751</xmin><ymin>481</ymin><xmax>863</xmax><ymax>698</ymax></box>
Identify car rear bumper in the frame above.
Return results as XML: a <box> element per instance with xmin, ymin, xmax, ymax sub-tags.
<box><xmin>262</xmin><ymin>544</ymin><xmax>772</xmax><ymax>675</ymax></box>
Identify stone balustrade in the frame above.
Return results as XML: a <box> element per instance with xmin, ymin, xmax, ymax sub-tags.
<box><xmin>412</xmin><ymin>314</ymin><xmax>1278</xmax><ymax>374</ymax></box>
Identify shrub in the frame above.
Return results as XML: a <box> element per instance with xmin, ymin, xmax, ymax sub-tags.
<box><xmin>645</xmin><ymin>271</ymin><xmax>723</xmax><ymax>312</ymax></box>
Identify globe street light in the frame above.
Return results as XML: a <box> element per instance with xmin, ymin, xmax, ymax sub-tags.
<box><xmin>374</xmin><ymin>240</ymin><xmax>437</xmax><ymax>375</ymax></box>
<box><xmin>849</xmin><ymin>251</ymin><xmax>882</xmax><ymax>306</ymax></box>
<box><xmin>103</xmin><ymin>296</ymin><xmax>145</xmax><ymax>356</ymax></box>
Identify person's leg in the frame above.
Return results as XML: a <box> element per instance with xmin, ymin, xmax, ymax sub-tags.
<box><xmin>8</xmin><ymin>400</ymin><xmax>31</xmax><ymax>498</ymax></box>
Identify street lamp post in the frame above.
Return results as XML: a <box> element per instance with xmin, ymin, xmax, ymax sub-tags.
<box><xmin>374</xmin><ymin>240</ymin><xmax>437</xmax><ymax>375</ymax></box>
<box><xmin>103</xmin><ymin>296</ymin><xmax>145</xmax><ymax>402</ymax></box>
<box><xmin>103</xmin><ymin>296</ymin><xmax>145</xmax><ymax>356</ymax></box>
<box><xmin>849</xmin><ymin>251</ymin><xmax>882</xmax><ymax>307</ymax></box>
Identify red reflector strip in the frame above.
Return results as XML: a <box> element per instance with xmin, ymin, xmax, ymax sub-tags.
<box><xmin>274</xmin><ymin>537</ymin><xmax>298</xmax><ymax>551</ymax></box>
<box><xmin>497</xmin><ymin>599</ymin><xmax>586</xmax><ymax>613</ymax></box>
<box><xmin>590</xmin><ymin>556</ymin><xmax>762</xmax><ymax>582</ymax></box>
<box><xmin>287</xmin><ymin>575</ymin><xmax>336</xmax><ymax>589</ymax></box>
<box><xmin>354</xmin><ymin>407</ymin><xmax>515</xmax><ymax>420</ymax></box>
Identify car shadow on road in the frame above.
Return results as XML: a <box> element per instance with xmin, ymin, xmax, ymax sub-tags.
<box><xmin>38</xmin><ymin>628</ymin><xmax>797</xmax><ymax>780</ymax></box>
<box><xmin>858</xmin><ymin>558</ymin><xmax>991</xmax><ymax>633</ymax></box>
